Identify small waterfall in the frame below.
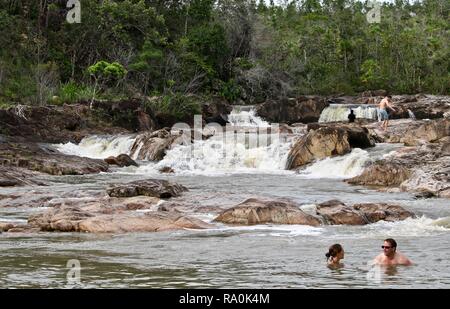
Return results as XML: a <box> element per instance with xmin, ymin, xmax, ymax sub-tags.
<box><xmin>408</xmin><ymin>109</ymin><xmax>416</xmax><ymax>120</ymax></box>
<box><xmin>299</xmin><ymin>148</ymin><xmax>370</xmax><ymax>178</ymax></box>
<box><xmin>55</xmin><ymin>135</ymin><xmax>136</xmax><ymax>159</ymax></box>
<box><xmin>153</xmin><ymin>131</ymin><xmax>292</xmax><ymax>174</ymax></box>
<box><xmin>227</xmin><ymin>106</ymin><xmax>270</xmax><ymax>127</ymax></box>
<box><xmin>152</xmin><ymin>106</ymin><xmax>292</xmax><ymax>174</ymax></box>
<box><xmin>319</xmin><ymin>104</ymin><xmax>379</xmax><ymax>123</ymax></box>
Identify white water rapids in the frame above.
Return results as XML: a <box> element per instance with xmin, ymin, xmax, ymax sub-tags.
<box><xmin>55</xmin><ymin>108</ymin><xmax>399</xmax><ymax>177</ymax></box>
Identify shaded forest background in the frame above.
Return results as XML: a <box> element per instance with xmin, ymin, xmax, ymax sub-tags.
<box><xmin>0</xmin><ymin>0</ymin><xmax>448</xmax><ymax>116</ymax></box>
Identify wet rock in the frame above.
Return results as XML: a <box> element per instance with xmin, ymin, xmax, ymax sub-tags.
<box><xmin>256</xmin><ymin>96</ymin><xmax>329</xmax><ymax>124</ymax></box>
<box><xmin>346</xmin><ymin>163</ymin><xmax>412</xmax><ymax>187</ymax></box>
<box><xmin>159</xmin><ymin>166</ymin><xmax>175</xmax><ymax>174</ymax></box>
<box><xmin>317</xmin><ymin>200</ymin><xmax>414</xmax><ymax>225</ymax></box>
<box><xmin>286</xmin><ymin>127</ymin><xmax>351</xmax><ymax>169</ymax></box>
<box><xmin>104</xmin><ymin>154</ymin><xmax>138</xmax><ymax>167</ymax></box>
<box><xmin>307</xmin><ymin>123</ymin><xmax>375</xmax><ymax>149</ymax></box>
<box><xmin>107</xmin><ymin>179</ymin><xmax>188</xmax><ymax>199</ymax></box>
<box><xmin>0</xmin><ymin>142</ymin><xmax>109</xmax><ymax>175</ymax></box>
<box><xmin>130</xmin><ymin>129</ymin><xmax>180</xmax><ymax>161</ymax></box>
<box><xmin>214</xmin><ymin>198</ymin><xmax>321</xmax><ymax>226</ymax></box>
<box><xmin>316</xmin><ymin>200</ymin><xmax>369</xmax><ymax>225</ymax></box>
<box><xmin>347</xmin><ymin>141</ymin><xmax>450</xmax><ymax>198</ymax></box>
<box><xmin>28</xmin><ymin>206</ymin><xmax>211</xmax><ymax>233</ymax></box>
<box><xmin>0</xmin><ymin>166</ymin><xmax>46</xmax><ymax>186</ymax></box>
<box><xmin>0</xmin><ymin>222</ymin><xmax>15</xmax><ymax>232</ymax></box>
<box><xmin>352</xmin><ymin>203</ymin><xmax>415</xmax><ymax>223</ymax></box>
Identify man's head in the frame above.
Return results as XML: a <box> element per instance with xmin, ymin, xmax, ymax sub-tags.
<box><xmin>382</xmin><ymin>238</ymin><xmax>397</xmax><ymax>257</ymax></box>
<box><xmin>386</xmin><ymin>95</ymin><xmax>392</xmax><ymax>101</ymax></box>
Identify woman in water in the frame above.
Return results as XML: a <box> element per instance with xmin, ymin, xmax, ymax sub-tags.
<box><xmin>326</xmin><ymin>244</ymin><xmax>345</xmax><ymax>268</ymax></box>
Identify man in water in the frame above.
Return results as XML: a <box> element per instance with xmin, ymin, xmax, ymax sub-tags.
<box><xmin>378</xmin><ymin>95</ymin><xmax>396</xmax><ymax>131</ymax></box>
<box><xmin>372</xmin><ymin>238</ymin><xmax>413</xmax><ymax>266</ymax></box>
<box><xmin>348</xmin><ymin>109</ymin><xmax>356</xmax><ymax>123</ymax></box>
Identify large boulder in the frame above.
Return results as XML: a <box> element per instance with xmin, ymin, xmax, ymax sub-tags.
<box><xmin>0</xmin><ymin>142</ymin><xmax>109</xmax><ymax>175</ymax></box>
<box><xmin>104</xmin><ymin>154</ymin><xmax>138</xmax><ymax>167</ymax></box>
<box><xmin>130</xmin><ymin>129</ymin><xmax>179</xmax><ymax>161</ymax></box>
<box><xmin>347</xmin><ymin>141</ymin><xmax>450</xmax><ymax>198</ymax></box>
<box><xmin>353</xmin><ymin>203</ymin><xmax>415</xmax><ymax>223</ymax></box>
<box><xmin>317</xmin><ymin>200</ymin><xmax>415</xmax><ymax>225</ymax></box>
<box><xmin>316</xmin><ymin>200</ymin><xmax>368</xmax><ymax>225</ymax></box>
<box><xmin>28</xmin><ymin>206</ymin><xmax>211</xmax><ymax>233</ymax></box>
<box><xmin>256</xmin><ymin>96</ymin><xmax>329</xmax><ymax>124</ymax></box>
<box><xmin>286</xmin><ymin>127</ymin><xmax>351</xmax><ymax>169</ymax></box>
<box><xmin>346</xmin><ymin>162</ymin><xmax>412</xmax><ymax>187</ymax></box>
<box><xmin>213</xmin><ymin>198</ymin><xmax>321</xmax><ymax>226</ymax></box>
<box><xmin>307</xmin><ymin>123</ymin><xmax>375</xmax><ymax>149</ymax></box>
<box><xmin>401</xmin><ymin>118</ymin><xmax>450</xmax><ymax>146</ymax></box>
<box><xmin>107</xmin><ymin>179</ymin><xmax>188</xmax><ymax>198</ymax></box>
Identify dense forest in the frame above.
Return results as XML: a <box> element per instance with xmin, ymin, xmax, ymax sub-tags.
<box><xmin>0</xmin><ymin>0</ymin><xmax>448</xmax><ymax>117</ymax></box>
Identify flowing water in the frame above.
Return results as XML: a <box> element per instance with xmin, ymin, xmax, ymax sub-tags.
<box><xmin>1</xmin><ymin>109</ymin><xmax>449</xmax><ymax>288</ymax></box>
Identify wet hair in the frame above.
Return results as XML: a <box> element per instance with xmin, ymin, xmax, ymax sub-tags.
<box><xmin>325</xmin><ymin>244</ymin><xmax>343</xmax><ymax>261</ymax></box>
<box><xmin>387</xmin><ymin>95</ymin><xmax>392</xmax><ymax>99</ymax></box>
<box><xmin>384</xmin><ymin>238</ymin><xmax>397</xmax><ymax>248</ymax></box>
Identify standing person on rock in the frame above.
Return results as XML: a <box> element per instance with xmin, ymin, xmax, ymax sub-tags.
<box><xmin>378</xmin><ymin>95</ymin><xmax>396</xmax><ymax>131</ymax></box>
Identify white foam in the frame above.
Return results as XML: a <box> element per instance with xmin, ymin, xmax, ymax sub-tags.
<box><xmin>299</xmin><ymin>148</ymin><xmax>370</xmax><ymax>179</ymax></box>
<box><xmin>55</xmin><ymin>135</ymin><xmax>136</xmax><ymax>159</ymax></box>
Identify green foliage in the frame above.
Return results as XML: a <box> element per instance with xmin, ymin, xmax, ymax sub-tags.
<box><xmin>219</xmin><ymin>79</ymin><xmax>241</xmax><ymax>102</ymax></box>
<box><xmin>150</xmin><ymin>94</ymin><xmax>202</xmax><ymax>121</ymax></box>
<box><xmin>57</xmin><ymin>82</ymin><xmax>95</xmax><ymax>104</ymax></box>
<box><xmin>0</xmin><ymin>0</ymin><xmax>448</xmax><ymax>109</ymax></box>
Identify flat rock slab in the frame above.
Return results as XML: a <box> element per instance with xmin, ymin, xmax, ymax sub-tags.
<box><xmin>107</xmin><ymin>179</ymin><xmax>188</xmax><ymax>198</ymax></box>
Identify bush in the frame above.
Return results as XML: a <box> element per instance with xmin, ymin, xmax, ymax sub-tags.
<box><xmin>148</xmin><ymin>93</ymin><xmax>202</xmax><ymax>121</ymax></box>
<box><xmin>57</xmin><ymin>81</ymin><xmax>95</xmax><ymax>104</ymax></box>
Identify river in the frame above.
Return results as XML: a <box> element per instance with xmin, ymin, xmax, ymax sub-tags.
<box><xmin>1</xmin><ymin>109</ymin><xmax>449</xmax><ymax>288</ymax></box>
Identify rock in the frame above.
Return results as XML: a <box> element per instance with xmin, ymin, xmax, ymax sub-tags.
<box><xmin>104</xmin><ymin>154</ymin><xmax>138</xmax><ymax>167</ymax></box>
<box><xmin>137</xmin><ymin>109</ymin><xmax>157</xmax><ymax>132</ymax></box>
<box><xmin>352</xmin><ymin>203</ymin><xmax>415</xmax><ymax>223</ymax></box>
<box><xmin>214</xmin><ymin>198</ymin><xmax>321</xmax><ymax>226</ymax></box>
<box><xmin>307</xmin><ymin>123</ymin><xmax>375</xmax><ymax>149</ymax></box>
<box><xmin>256</xmin><ymin>96</ymin><xmax>329</xmax><ymax>124</ymax></box>
<box><xmin>205</xmin><ymin>114</ymin><xmax>229</xmax><ymax>126</ymax></box>
<box><xmin>0</xmin><ymin>166</ymin><xmax>46</xmax><ymax>186</ymax></box>
<box><xmin>316</xmin><ymin>200</ymin><xmax>369</xmax><ymax>225</ymax></box>
<box><xmin>347</xmin><ymin>141</ymin><xmax>450</xmax><ymax>198</ymax></box>
<box><xmin>316</xmin><ymin>200</ymin><xmax>414</xmax><ymax>225</ymax></box>
<box><xmin>28</xmin><ymin>206</ymin><xmax>211</xmax><ymax>233</ymax></box>
<box><xmin>346</xmin><ymin>163</ymin><xmax>412</xmax><ymax>187</ymax></box>
<box><xmin>202</xmin><ymin>97</ymin><xmax>233</xmax><ymax>120</ymax></box>
<box><xmin>286</xmin><ymin>127</ymin><xmax>351</xmax><ymax>169</ymax></box>
<box><xmin>401</xmin><ymin>118</ymin><xmax>450</xmax><ymax>146</ymax></box>
<box><xmin>130</xmin><ymin>129</ymin><xmax>179</xmax><ymax>161</ymax></box>
<box><xmin>0</xmin><ymin>222</ymin><xmax>15</xmax><ymax>232</ymax></box>
<box><xmin>0</xmin><ymin>142</ymin><xmax>109</xmax><ymax>175</ymax></box>
<box><xmin>159</xmin><ymin>166</ymin><xmax>175</xmax><ymax>174</ymax></box>
<box><xmin>0</xmin><ymin>104</ymin><xmax>130</xmax><ymax>143</ymax></box>
<box><xmin>107</xmin><ymin>179</ymin><xmax>188</xmax><ymax>198</ymax></box>
<box><xmin>394</xmin><ymin>95</ymin><xmax>450</xmax><ymax>120</ymax></box>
